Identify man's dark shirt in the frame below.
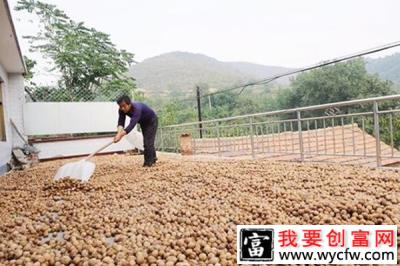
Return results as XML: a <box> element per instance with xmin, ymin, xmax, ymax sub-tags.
<box><xmin>118</xmin><ymin>101</ymin><xmax>156</xmax><ymax>134</ymax></box>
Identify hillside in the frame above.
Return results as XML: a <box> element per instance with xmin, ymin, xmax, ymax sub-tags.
<box><xmin>366</xmin><ymin>53</ymin><xmax>400</xmax><ymax>84</ymax></box>
<box><xmin>129</xmin><ymin>52</ymin><xmax>295</xmax><ymax>96</ymax></box>
<box><xmin>130</xmin><ymin>51</ymin><xmax>400</xmax><ymax>97</ymax></box>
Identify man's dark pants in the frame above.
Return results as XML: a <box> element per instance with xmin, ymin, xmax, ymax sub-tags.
<box><xmin>141</xmin><ymin>116</ymin><xmax>158</xmax><ymax>164</ymax></box>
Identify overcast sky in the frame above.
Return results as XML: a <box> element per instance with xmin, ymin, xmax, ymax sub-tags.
<box><xmin>9</xmin><ymin>0</ymin><xmax>400</xmax><ymax>71</ymax></box>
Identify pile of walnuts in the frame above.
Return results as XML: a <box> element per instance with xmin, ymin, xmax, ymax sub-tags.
<box><xmin>0</xmin><ymin>153</ymin><xmax>398</xmax><ymax>265</ymax></box>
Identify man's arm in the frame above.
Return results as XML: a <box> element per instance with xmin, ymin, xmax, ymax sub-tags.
<box><xmin>114</xmin><ymin>104</ymin><xmax>142</xmax><ymax>143</ymax></box>
<box><xmin>117</xmin><ymin>109</ymin><xmax>126</xmax><ymax>129</ymax></box>
<box><xmin>124</xmin><ymin>105</ymin><xmax>142</xmax><ymax>134</ymax></box>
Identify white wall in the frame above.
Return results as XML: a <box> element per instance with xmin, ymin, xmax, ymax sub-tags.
<box><xmin>24</xmin><ymin>101</ymin><xmax>144</xmax><ymax>159</ymax></box>
<box><xmin>0</xmin><ymin>65</ymin><xmax>24</xmax><ymax>171</ymax></box>
<box><xmin>24</xmin><ymin>102</ymin><xmax>126</xmax><ymax>135</ymax></box>
<box><xmin>34</xmin><ymin>131</ymin><xmax>143</xmax><ymax>160</ymax></box>
<box><xmin>8</xmin><ymin>74</ymin><xmax>25</xmax><ymax>147</ymax></box>
<box><xmin>0</xmin><ymin>64</ymin><xmax>11</xmax><ymax>170</ymax></box>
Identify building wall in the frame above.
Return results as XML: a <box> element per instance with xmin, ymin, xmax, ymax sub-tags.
<box><xmin>7</xmin><ymin>73</ymin><xmax>25</xmax><ymax>147</ymax></box>
<box><xmin>0</xmin><ymin>64</ymin><xmax>25</xmax><ymax>174</ymax></box>
<box><xmin>0</xmin><ymin>63</ymin><xmax>11</xmax><ymax>173</ymax></box>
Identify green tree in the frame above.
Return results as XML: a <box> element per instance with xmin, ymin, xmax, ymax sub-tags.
<box><xmin>16</xmin><ymin>0</ymin><xmax>135</xmax><ymax>101</ymax></box>
<box><xmin>22</xmin><ymin>55</ymin><xmax>38</xmax><ymax>101</ymax></box>
<box><xmin>284</xmin><ymin>59</ymin><xmax>393</xmax><ymax>109</ymax></box>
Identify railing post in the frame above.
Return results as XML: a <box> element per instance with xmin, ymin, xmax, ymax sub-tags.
<box><xmin>196</xmin><ymin>86</ymin><xmax>203</xmax><ymax>138</ymax></box>
<box><xmin>389</xmin><ymin>113</ymin><xmax>394</xmax><ymax>157</ymax></box>
<box><xmin>249</xmin><ymin>116</ymin><xmax>255</xmax><ymax>159</ymax></box>
<box><xmin>160</xmin><ymin>127</ymin><xmax>164</xmax><ymax>151</ymax></box>
<box><xmin>216</xmin><ymin>122</ymin><xmax>221</xmax><ymax>156</ymax></box>
<box><xmin>373</xmin><ymin>101</ymin><xmax>382</xmax><ymax>167</ymax></box>
<box><xmin>174</xmin><ymin>128</ymin><xmax>179</xmax><ymax>153</ymax></box>
<box><xmin>297</xmin><ymin>111</ymin><xmax>304</xmax><ymax>161</ymax></box>
<box><xmin>192</xmin><ymin>127</ymin><xmax>196</xmax><ymax>155</ymax></box>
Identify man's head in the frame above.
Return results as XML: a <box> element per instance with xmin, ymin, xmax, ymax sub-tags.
<box><xmin>117</xmin><ymin>95</ymin><xmax>132</xmax><ymax>113</ymax></box>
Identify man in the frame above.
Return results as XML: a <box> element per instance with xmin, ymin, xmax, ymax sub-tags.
<box><xmin>114</xmin><ymin>95</ymin><xmax>158</xmax><ymax>167</ymax></box>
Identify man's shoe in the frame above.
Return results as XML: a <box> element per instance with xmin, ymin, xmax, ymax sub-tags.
<box><xmin>143</xmin><ymin>161</ymin><xmax>155</xmax><ymax>167</ymax></box>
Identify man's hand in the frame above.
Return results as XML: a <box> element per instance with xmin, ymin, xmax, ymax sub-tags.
<box><xmin>117</xmin><ymin>126</ymin><xmax>124</xmax><ymax>133</ymax></box>
<box><xmin>114</xmin><ymin>130</ymin><xmax>126</xmax><ymax>143</ymax></box>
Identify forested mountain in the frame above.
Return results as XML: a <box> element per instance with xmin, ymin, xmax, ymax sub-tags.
<box><xmin>129</xmin><ymin>52</ymin><xmax>295</xmax><ymax>96</ymax></box>
<box><xmin>130</xmin><ymin>51</ymin><xmax>400</xmax><ymax>97</ymax></box>
<box><xmin>366</xmin><ymin>53</ymin><xmax>400</xmax><ymax>84</ymax></box>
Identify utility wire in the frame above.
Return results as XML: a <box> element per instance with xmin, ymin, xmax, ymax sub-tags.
<box><xmin>157</xmin><ymin>40</ymin><xmax>400</xmax><ymax>105</ymax></box>
<box><xmin>178</xmin><ymin>40</ymin><xmax>400</xmax><ymax>102</ymax></box>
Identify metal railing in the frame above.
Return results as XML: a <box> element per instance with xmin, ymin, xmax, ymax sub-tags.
<box><xmin>156</xmin><ymin>94</ymin><xmax>400</xmax><ymax>167</ymax></box>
